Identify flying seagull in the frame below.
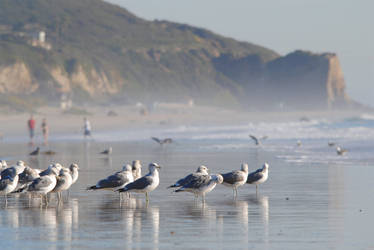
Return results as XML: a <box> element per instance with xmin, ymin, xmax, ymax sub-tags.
<box><xmin>249</xmin><ymin>135</ymin><xmax>268</xmax><ymax>146</ymax></box>
<box><xmin>246</xmin><ymin>163</ymin><xmax>269</xmax><ymax>193</ymax></box>
<box><xmin>221</xmin><ymin>163</ymin><xmax>249</xmax><ymax>197</ymax></box>
<box><xmin>151</xmin><ymin>137</ymin><xmax>173</xmax><ymax>145</ymax></box>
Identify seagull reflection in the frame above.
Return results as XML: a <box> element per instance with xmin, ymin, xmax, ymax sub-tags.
<box><xmin>247</xmin><ymin>194</ymin><xmax>269</xmax><ymax>224</ymax></box>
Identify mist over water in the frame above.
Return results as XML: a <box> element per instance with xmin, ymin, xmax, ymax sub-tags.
<box><xmin>0</xmin><ymin>114</ymin><xmax>373</xmax><ymax>249</ymax></box>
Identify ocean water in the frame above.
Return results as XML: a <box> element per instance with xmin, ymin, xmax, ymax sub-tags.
<box><xmin>0</xmin><ymin>114</ymin><xmax>373</xmax><ymax>249</ymax></box>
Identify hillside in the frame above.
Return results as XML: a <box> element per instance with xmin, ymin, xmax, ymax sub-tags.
<box><xmin>0</xmin><ymin>0</ymin><xmax>353</xmax><ymax>111</ymax></box>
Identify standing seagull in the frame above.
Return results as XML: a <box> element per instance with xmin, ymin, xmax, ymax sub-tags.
<box><xmin>118</xmin><ymin>163</ymin><xmax>161</xmax><ymax>202</ymax></box>
<box><xmin>249</xmin><ymin>135</ymin><xmax>268</xmax><ymax>146</ymax></box>
<box><xmin>151</xmin><ymin>137</ymin><xmax>173</xmax><ymax>145</ymax></box>
<box><xmin>100</xmin><ymin>147</ymin><xmax>112</xmax><ymax>155</ymax></box>
<box><xmin>27</xmin><ymin>168</ymin><xmax>58</xmax><ymax>206</ymax></box>
<box><xmin>246</xmin><ymin>163</ymin><xmax>269</xmax><ymax>193</ymax></box>
<box><xmin>131</xmin><ymin>160</ymin><xmax>142</xmax><ymax>180</ymax></box>
<box><xmin>29</xmin><ymin>147</ymin><xmax>40</xmax><ymax>156</ymax></box>
<box><xmin>336</xmin><ymin>146</ymin><xmax>348</xmax><ymax>155</ymax></box>
<box><xmin>168</xmin><ymin>165</ymin><xmax>209</xmax><ymax>189</ymax></box>
<box><xmin>175</xmin><ymin>174</ymin><xmax>223</xmax><ymax>202</ymax></box>
<box><xmin>0</xmin><ymin>166</ymin><xmax>20</xmax><ymax>204</ymax></box>
<box><xmin>52</xmin><ymin>168</ymin><xmax>73</xmax><ymax>202</ymax></box>
<box><xmin>69</xmin><ymin>163</ymin><xmax>79</xmax><ymax>185</ymax></box>
<box><xmin>221</xmin><ymin>163</ymin><xmax>249</xmax><ymax>197</ymax></box>
<box><xmin>87</xmin><ymin>165</ymin><xmax>134</xmax><ymax>200</ymax></box>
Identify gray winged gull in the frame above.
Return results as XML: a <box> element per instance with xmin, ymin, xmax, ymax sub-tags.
<box><xmin>69</xmin><ymin>163</ymin><xmax>79</xmax><ymax>185</ymax></box>
<box><xmin>151</xmin><ymin>137</ymin><xmax>173</xmax><ymax>145</ymax></box>
<box><xmin>87</xmin><ymin>164</ymin><xmax>134</xmax><ymax>195</ymax></box>
<box><xmin>131</xmin><ymin>160</ymin><xmax>142</xmax><ymax>180</ymax></box>
<box><xmin>246</xmin><ymin>163</ymin><xmax>269</xmax><ymax>192</ymax></box>
<box><xmin>0</xmin><ymin>166</ymin><xmax>21</xmax><ymax>204</ymax></box>
<box><xmin>27</xmin><ymin>167</ymin><xmax>59</xmax><ymax>206</ymax></box>
<box><xmin>336</xmin><ymin>146</ymin><xmax>348</xmax><ymax>155</ymax></box>
<box><xmin>175</xmin><ymin>174</ymin><xmax>223</xmax><ymax>202</ymax></box>
<box><xmin>168</xmin><ymin>165</ymin><xmax>209</xmax><ymax>189</ymax></box>
<box><xmin>52</xmin><ymin>168</ymin><xmax>73</xmax><ymax>202</ymax></box>
<box><xmin>249</xmin><ymin>135</ymin><xmax>268</xmax><ymax>146</ymax></box>
<box><xmin>118</xmin><ymin>163</ymin><xmax>161</xmax><ymax>202</ymax></box>
<box><xmin>100</xmin><ymin>147</ymin><xmax>112</xmax><ymax>155</ymax></box>
<box><xmin>221</xmin><ymin>163</ymin><xmax>249</xmax><ymax>197</ymax></box>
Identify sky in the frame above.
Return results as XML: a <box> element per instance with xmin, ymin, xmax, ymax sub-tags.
<box><xmin>107</xmin><ymin>0</ymin><xmax>374</xmax><ymax>107</ymax></box>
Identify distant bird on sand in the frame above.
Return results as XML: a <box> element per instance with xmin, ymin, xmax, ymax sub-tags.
<box><xmin>118</xmin><ymin>163</ymin><xmax>161</xmax><ymax>202</ymax></box>
<box><xmin>246</xmin><ymin>163</ymin><xmax>269</xmax><ymax>192</ymax></box>
<box><xmin>221</xmin><ymin>163</ymin><xmax>249</xmax><ymax>197</ymax></box>
<box><xmin>41</xmin><ymin>150</ymin><xmax>57</xmax><ymax>155</ymax></box>
<box><xmin>249</xmin><ymin>135</ymin><xmax>268</xmax><ymax>146</ymax></box>
<box><xmin>174</xmin><ymin>174</ymin><xmax>223</xmax><ymax>202</ymax></box>
<box><xmin>29</xmin><ymin>147</ymin><xmax>40</xmax><ymax>156</ymax></box>
<box><xmin>168</xmin><ymin>165</ymin><xmax>209</xmax><ymax>189</ymax></box>
<box><xmin>151</xmin><ymin>137</ymin><xmax>173</xmax><ymax>145</ymax></box>
<box><xmin>328</xmin><ymin>142</ymin><xmax>336</xmax><ymax>147</ymax></box>
<box><xmin>336</xmin><ymin>146</ymin><xmax>348</xmax><ymax>156</ymax></box>
<box><xmin>100</xmin><ymin>147</ymin><xmax>112</xmax><ymax>155</ymax></box>
<box><xmin>296</xmin><ymin>140</ymin><xmax>302</xmax><ymax>147</ymax></box>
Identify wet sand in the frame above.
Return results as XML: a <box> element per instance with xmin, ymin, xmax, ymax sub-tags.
<box><xmin>0</xmin><ymin>140</ymin><xmax>373</xmax><ymax>249</ymax></box>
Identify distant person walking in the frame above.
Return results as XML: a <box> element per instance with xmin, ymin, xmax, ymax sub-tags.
<box><xmin>83</xmin><ymin>117</ymin><xmax>92</xmax><ymax>138</ymax></box>
<box><xmin>41</xmin><ymin>118</ymin><xmax>49</xmax><ymax>145</ymax></box>
<box><xmin>28</xmin><ymin>115</ymin><xmax>36</xmax><ymax>145</ymax></box>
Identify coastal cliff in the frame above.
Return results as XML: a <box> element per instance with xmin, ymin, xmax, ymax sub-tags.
<box><xmin>0</xmin><ymin>0</ymin><xmax>355</xmax><ymax>111</ymax></box>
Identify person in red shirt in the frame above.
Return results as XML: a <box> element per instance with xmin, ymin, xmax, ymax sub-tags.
<box><xmin>28</xmin><ymin>115</ymin><xmax>36</xmax><ymax>145</ymax></box>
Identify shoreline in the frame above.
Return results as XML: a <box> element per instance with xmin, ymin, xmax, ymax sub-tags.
<box><xmin>0</xmin><ymin>104</ymin><xmax>369</xmax><ymax>141</ymax></box>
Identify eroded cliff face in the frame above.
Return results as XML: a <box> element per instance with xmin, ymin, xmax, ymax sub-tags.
<box><xmin>0</xmin><ymin>50</ymin><xmax>353</xmax><ymax>111</ymax></box>
<box><xmin>0</xmin><ymin>63</ymin><xmax>37</xmax><ymax>94</ymax></box>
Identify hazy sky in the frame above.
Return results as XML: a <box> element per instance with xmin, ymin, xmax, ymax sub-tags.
<box><xmin>107</xmin><ymin>0</ymin><xmax>374</xmax><ymax>107</ymax></box>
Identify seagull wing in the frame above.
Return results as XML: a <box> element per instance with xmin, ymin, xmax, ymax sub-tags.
<box><xmin>249</xmin><ymin>135</ymin><xmax>259</xmax><ymax>145</ymax></box>
<box><xmin>151</xmin><ymin>137</ymin><xmax>162</xmax><ymax>144</ymax></box>
<box><xmin>246</xmin><ymin>169</ymin><xmax>264</xmax><ymax>184</ymax></box>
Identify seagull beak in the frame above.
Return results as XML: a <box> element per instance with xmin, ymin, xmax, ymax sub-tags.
<box><xmin>156</xmin><ymin>165</ymin><xmax>162</xmax><ymax>169</ymax></box>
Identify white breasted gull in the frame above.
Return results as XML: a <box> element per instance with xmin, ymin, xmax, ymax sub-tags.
<box><xmin>27</xmin><ymin>167</ymin><xmax>59</xmax><ymax>206</ymax></box>
<box><xmin>69</xmin><ymin>163</ymin><xmax>79</xmax><ymax>185</ymax></box>
<box><xmin>52</xmin><ymin>168</ymin><xmax>73</xmax><ymax>202</ymax></box>
<box><xmin>246</xmin><ymin>163</ymin><xmax>269</xmax><ymax>192</ymax></box>
<box><xmin>168</xmin><ymin>165</ymin><xmax>209</xmax><ymax>189</ymax></box>
<box><xmin>118</xmin><ymin>163</ymin><xmax>161</xmax><ymax>202</ymax></box>
<box><xmin>131</xmin><ymin>160</ymin><xmax>142</xmax><ymax>180</ymax></box>
<box><xmin>0</xmin><ymin>166</ymin><xmax>21</xmax><ymax>204</ymax></box>
<box><xmin>336</xmin><ymin>146</ymin><xmax>348</xmax><ymax>155</ymax></box>
<box><xmin>175</xmin><ymin>174</ymin><xmax>223</xmax><ymax>202</ymax></box>
<box><xmin>221</xmin><ymin>163</ymin><xmax>249</xmax><ymax>197</ymax></box>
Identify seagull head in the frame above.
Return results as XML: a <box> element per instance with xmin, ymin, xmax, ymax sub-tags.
<box><xmin>241</xmin><ymin>163</ymin><xmax>249</xmax><ymax>173</ymax></box>
<box><xmin>122</xmin><ymin>164</ymin><xmax>132</xmax><ymax>172</ymax></box>
<box><xmin>132</xmin><ymin>160</ymin><xmax>141</xmax><ymax>170</ymax></box>
<box><xmin>213</xmin><ymin>174</ymin><xmax>224</xmax><ymax>184</ymax></box>
<box><xmin>69</xmin><ymin>163</ymin><xmax>79</xmax><ymax>171</ymax></box>
<box><xmin>197</xmin><ymin>165</ymin><xmax>209</xmax><ymax>174</ymax></box>
<box><xmin>149</xmin><ymin>163</ymin><xmax>161</xmax><ymax>172</ymax></box>
<box><xmin>263</xmin><ymin>163</ymin><xmax>269</xmax><ymax>171</ymax></box>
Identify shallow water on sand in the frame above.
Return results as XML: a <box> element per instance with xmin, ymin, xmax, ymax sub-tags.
<box><xmin>0</xmin><ymin>140</ymin><xmax>373</xmax><ymax>249</ymax></box>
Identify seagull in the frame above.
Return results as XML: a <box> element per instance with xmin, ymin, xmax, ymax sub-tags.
<box><xmin>168</xmin><ymin>165</ymin><xmax>209</xmax><ymax>189</ymax></box>
<box><xmin>336</xmin><ymin>146</ymin><xmax>348</xmax><ymax>155</ymax></box>
<box><xmin>246</xmin><ymin>163</ymin><xmax>269</xmax><ymax>193</ymax></box>
<box><xmin>29</xmin><ymin>147</ymin><xmax>40</xmax><ymax>156</ymax></box>
<box><xmin>0</xmin><ymin>166</ymin><xmax>20</xmax><ymax>204</ymax></box>
<box><xmin>174</xmin><ymin>174</ymin><xmax>223</xmax><ymax>202</ymax></box>
<box><xmin>100</xmin><ymin>147</ymin><xmax>112</xmax><ymax>155</ymax></box>
<box><xmin>39</xmin><ymin>163</ymin><xmax>62</xmax><ymax>177</ymax></box>
<box><xmin>118</xmin><ymin>163</ymin><xmax>161</xmax><ymax>202</ymax></box>
<box><xmin>221</xmin><ymin>163</ymin><xmax>249</xmax><ymax>197</ymax></box>
<box><xmin>15</xmin><ymin>166</ymin><xmax>40</xmax><ymax>192</ymax></box>
<box><xmin>131</xmin><ymin>160</ymin><xmax>142</xmax><ymax>180</ymax></box>
<box><xmin>151</xmin><ymin>137</ymin><xmax>173</xmax><ymax>145</ymax></box>
<box><xmin>249</xmin><ymin>135</ymin><xmax>268</xmax><ymax>146</ymax></box>
<box><xmin>69</xmin><ymin>163</ymin><xmax>79</xmax><ymax>185</ymax></box>
<box><xmin>328</xmin><ymin>142</ymin><xmax>336</xmax><ymax>147</ymax></box>
<box><xmin>296</xmin><ymin>140</ymin><xmax>302</xmax><ymax>147</ymax></box>
<box><xmin>52</xmin><ymin>168</ymin><xmax>73</xmax><ymax>202</ymax></box>
<box><xmin>0</xmin><ymin>160</ymin><xmax>7</xmax><ymax>172</ymax></box>
<box><xmin>87</xmin><ymin>164</ymin><xmax>134</xmax><ymax>200</ymax></box>
<box><xmin>26</xmin><ymin>167</ymin><xmax>59</xmax><ymax>206</ymax></box>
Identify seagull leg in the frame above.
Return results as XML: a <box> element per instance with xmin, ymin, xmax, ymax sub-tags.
<box><xmin>145</xmin><ymin>192</ymin><xmax>149</xmax><ymax>203</ymax></box>
<box><xmin>4</xmin><ymin>194</ymin><xmax>7</xmax><ymax>206</ymax></box>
